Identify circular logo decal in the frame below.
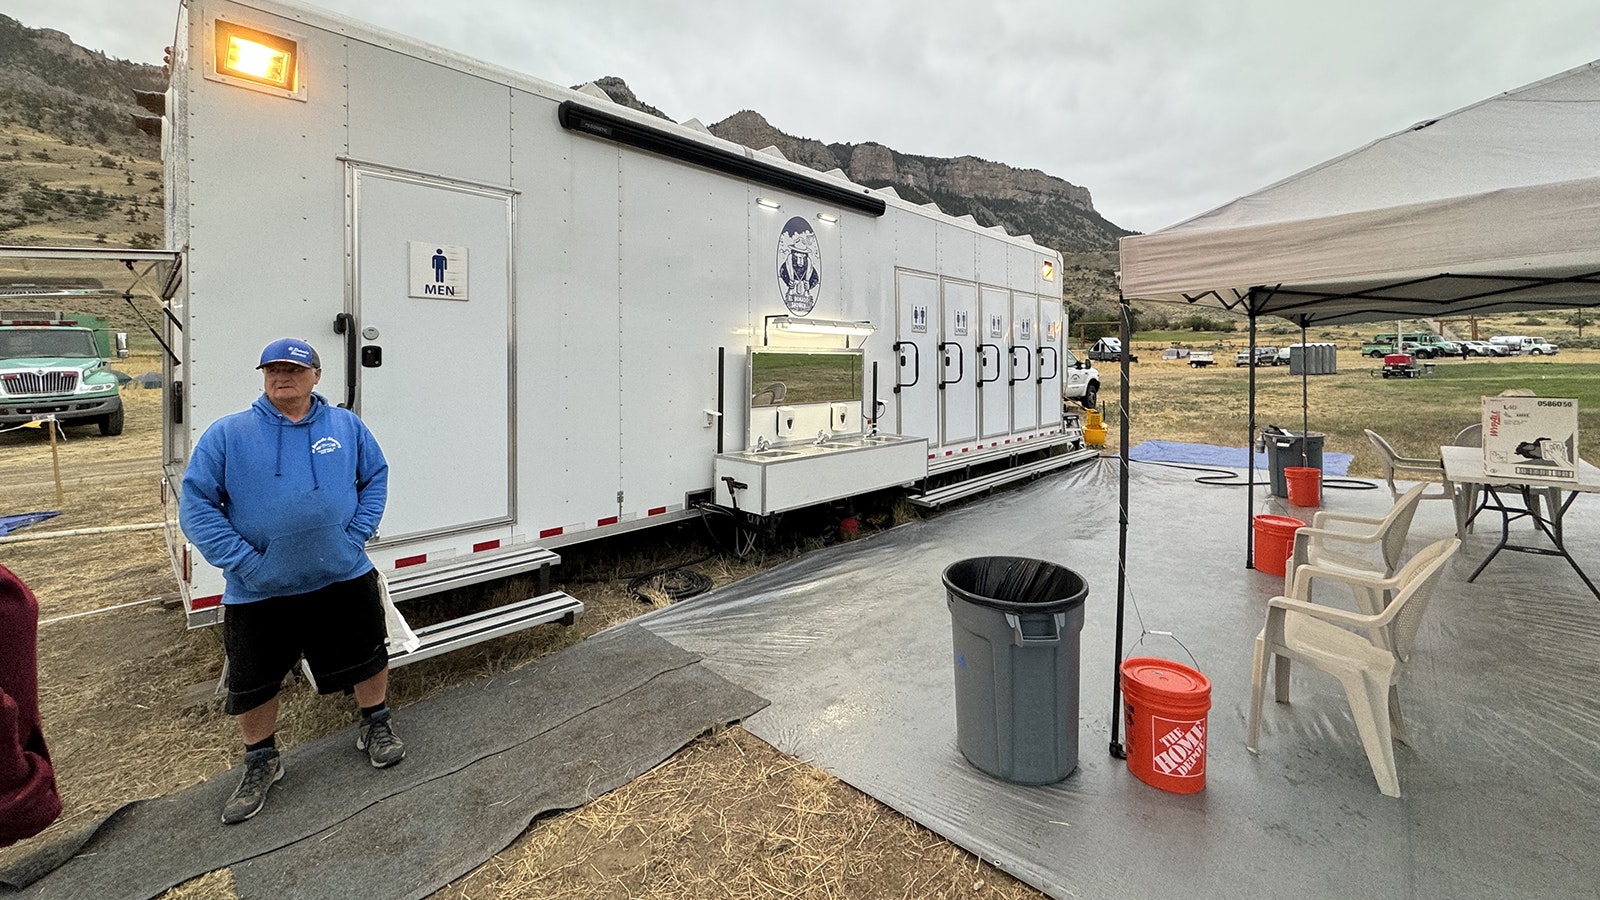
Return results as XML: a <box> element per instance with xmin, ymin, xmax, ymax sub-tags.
<box><xmin>776</xmin><ymin>216</ymin><xmax>822</xmax><ymax>316</ymax></box>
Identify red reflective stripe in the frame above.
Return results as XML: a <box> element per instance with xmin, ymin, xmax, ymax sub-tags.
<box><xmin>540</xmin><ymin>527</ymin><xmax>564</xmax><ymax>539</ymax></box>
<box><xmin>395</xmin><ymin>554</ymin><xmax>427</xmax><ymax>568</ymax></box>
<box><xmin>192</xmin><ymin>594</ymin><xmax>222</xmax><ymax>610</ymax></box>
<box><xmin>648</xmin><ymin>506</ymin><xmax>667</xmax><ymax>516</ymax></box>
<box><xmin>473</xmin><ymin>540</ymin><xmax>500</xmax><ymax>553</ymax></box>
<box><xmin>597</xmin><ymin>516</ymin><xmax>619</xmax><ymax>527</ymax></box>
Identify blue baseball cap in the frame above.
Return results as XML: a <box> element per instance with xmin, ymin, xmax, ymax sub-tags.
<box><xmin>257</xmin><ymin>338</ymin><xmax>320</xmax><ymax>369</ymax></box>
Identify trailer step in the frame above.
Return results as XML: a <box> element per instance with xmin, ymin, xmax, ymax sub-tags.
<box><xmin>386</xmin><ymin>543</ymin><xmax>563</xmax><ymax>603</ymax></box>
<box><xmin>909</xmin><ymin>447</ymin><xmax>1101</xmax><ymax>509</ymax></box>
<box><xmin>388</xmin><ymin>590</ymin><xmax>584</xmax><ymax>667</ymax></box>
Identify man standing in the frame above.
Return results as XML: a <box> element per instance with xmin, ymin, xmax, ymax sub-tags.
<box><xmin>180</xmin><ymin>338</ymin><xmax>402</xmax><ymax>825</ymax></box>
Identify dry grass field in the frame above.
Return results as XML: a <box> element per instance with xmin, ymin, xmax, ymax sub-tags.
<box><xmin>1</xmin><ymin>341</ymin><xmax>1595</xmax><ymax>899</ymax></box>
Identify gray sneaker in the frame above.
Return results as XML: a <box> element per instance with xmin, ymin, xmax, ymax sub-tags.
<box><xmin>222</xmin><ymin>748</ymin><xmax>283</xmax><ymax>824</ymax></box>
<box><xmin>356</xmin><ymin>709</ymin><xmax>405</xmax><ymax>768</ymax></box>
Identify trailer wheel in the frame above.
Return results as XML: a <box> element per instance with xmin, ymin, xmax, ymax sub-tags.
<box><xmin>1082</xmin><ymin>382</ymin><xmax>1099</xmax><ymax>410</ymax></box>
<box><xmin>98</xmin><ymin>405</ymin><xmax>125</xmax><ymax>436</ymax></box>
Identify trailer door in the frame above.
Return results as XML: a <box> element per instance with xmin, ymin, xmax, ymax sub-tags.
<box><xmin>351</xmin><ymin>168</ymin><xmax>515</xmax><ymax>540</ymax></box>
<box><xmin>939</xmin><ymin>279</ymin><xmax>977</xmax><ymax>445</ymax></box>
<box><xmin>978</xmin><ymin>286</ymin><xmax>1011</xmax><ymax>439</ymax></box>
<box><xmin>895</xmin><ymin>270</ymin><xmax>938</xmax><ymax>442</ymax></box>
<box><xmin>1037</xmin><ymin>301</ymin><xmax>1063</xmax><ymax>427</ymax></box>
<box><xmin>1010</xmin><ymin>293</ymin><xmax>1040</xmax><ymax>433</ymax></box>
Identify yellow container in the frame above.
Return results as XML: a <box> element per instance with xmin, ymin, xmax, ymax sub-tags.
<box><xmin>1084</xmin><ymin>416</ymin><xmax>1108</xmax><ymax>446</ymax></box>
<box><xmin>1085</xmin><ymin>409</ymin><xmax>1103</xmax><ymax>429</ymax></box>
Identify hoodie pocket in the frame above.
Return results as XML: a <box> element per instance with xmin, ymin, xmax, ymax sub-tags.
<box><xmin>248</xmin><ymin>523</ymin><xmax>366</xmax><ymax>596</ymax></box>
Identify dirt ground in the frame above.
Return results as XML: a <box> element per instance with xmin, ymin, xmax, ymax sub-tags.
<box><xmin>0</xmin><ymin>373</ymin><xmax>1047</xmax><ymax>900</ymax></box>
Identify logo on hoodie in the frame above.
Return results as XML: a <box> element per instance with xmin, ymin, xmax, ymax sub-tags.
<box><xmin>311</xmin><ymin>436</ymin><xmax>343</xmax><ymax>455</ymax></box>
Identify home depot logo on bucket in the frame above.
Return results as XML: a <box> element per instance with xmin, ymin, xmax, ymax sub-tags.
<box><xmin>1151</xmin><ymin>715</ymin><xmax>1206</xmax><ymax>778</ymax></box>
<box><xmin>1120</xmin><ymin>656</ymin><xmax>1211</xmax><ymax>794</ymax></box>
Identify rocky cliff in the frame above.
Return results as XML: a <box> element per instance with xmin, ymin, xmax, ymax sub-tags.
<box><xmin>590</xmin><ymin>77</ymin><xmax>1131</xmax><ymax>254</ymax></box>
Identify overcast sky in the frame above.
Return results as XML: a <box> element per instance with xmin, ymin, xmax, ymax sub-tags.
<box><xmin>7</xmin><ymin>0</ymin><xmax>1599</xmax><ymax>233</ymax></box>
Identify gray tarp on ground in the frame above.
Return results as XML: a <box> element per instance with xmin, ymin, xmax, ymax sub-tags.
<box><xmin>1</xmin><ymin>626</ymin><xmax>766</xmax><ymax>900</ymax></box>
<box><xmin>637</xmin><ymin>459</ymin><xmax>1600</xmax><ymax>899</ymax></box>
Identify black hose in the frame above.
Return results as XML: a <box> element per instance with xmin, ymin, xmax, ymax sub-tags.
<box><xmin>624</xmin><ymin>549</ymin><xmax>717</xmax><ymax>604</ymax></box>
<box><xmin>1130</xmin><ymin>458</ymin><xmax>1379</xmax><ymax>490</ymax></box>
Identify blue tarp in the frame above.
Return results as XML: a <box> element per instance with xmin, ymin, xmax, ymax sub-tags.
<box><xmin>1128</xmin><ymin>440</ymin><xmax>1353</xmax><ymax>475</ymax></box>
<box><xmin>0</xmin><ymin>511</ymin><xmax>61</xmax><ymax>537</ymax></box>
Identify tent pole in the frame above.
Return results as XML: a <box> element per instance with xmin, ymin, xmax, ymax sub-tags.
<box><xmin>1300</xmin><ymin>319</ymin><xmax>1310</xmax><ymax>465</ymax></box>
<box><xmin>1246</xmin><ymin>303</ymin><xmax>1258</xmax><ymax>568</ymax></box>
<box><xmin>1109</xmin><ymin>294</ymin><xmax>1131</xmax><ymax>759</ymax></box>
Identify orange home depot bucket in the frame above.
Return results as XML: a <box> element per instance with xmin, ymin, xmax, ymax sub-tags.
<box><xmin>1252</xmin><ymin>514</ymin><xmax>1305</xmax><ymax>577</ymax></box>
<box><xmin>1121</xmin><ymin>657</ymin><xmax>1212</xmax><ymax>794</ymax></box>
<box><xmin>1284</xmin><ymin>466</ymin><xmax>1322</xmax><ymax>507</ymax></box>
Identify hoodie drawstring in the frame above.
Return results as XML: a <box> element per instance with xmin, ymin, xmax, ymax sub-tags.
<box><xmin>270</xmin><ymin>413</ymin><xmax>319</xmax><ymax>489</ymax></box>
<box><xmin>308</xmin><ymin>426</ymin><xmax>320</xmax><ymax>490</ymax></box>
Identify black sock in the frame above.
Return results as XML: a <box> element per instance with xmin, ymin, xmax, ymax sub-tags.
<box><xmin>245</xmin><ymin>734</ymin><xmax>276</xmax><ymax>753</ymax></box>
<box><xmin>360</xmin><ymin>703</ymin><xmax>387</xmax><ymax>720</ymax></box>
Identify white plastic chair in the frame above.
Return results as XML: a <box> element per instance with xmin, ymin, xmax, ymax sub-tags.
<box><xmin>1284</xmin><ymin>482</ymin><xmax>1427</xmax><ymax>613</ymax></box>
<box><xmin>1247</xmin><ymin>537</ymin><xmax>1460</xmax><ymax>797</ymax></box>
<box><xmin>1451</xmin><ymin>423</ymin><xmax>1485</xmax><ymax>532</ymax></box>
<box><xmin>1363</xmin><ymin>429</ymin><xmax>1464</xmax><ymax>539</ymax></box>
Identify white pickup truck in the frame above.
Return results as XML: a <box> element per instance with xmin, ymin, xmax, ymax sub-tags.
<box><xmin>1062</xmin><ymin>348</ymin><xmax>1102</xmax><ymax>410</ymax></box>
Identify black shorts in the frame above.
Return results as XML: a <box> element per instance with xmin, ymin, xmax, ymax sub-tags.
<box><xmin>221</xmin><ymin>568</ymin><xmax>388</xmax><ymax>715</ymax></box>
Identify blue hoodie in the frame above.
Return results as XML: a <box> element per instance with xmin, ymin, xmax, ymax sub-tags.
<box><xmin>180</xmin><ymin>393</ymin><xmax>388</xmax><ymax>604</ymax></box>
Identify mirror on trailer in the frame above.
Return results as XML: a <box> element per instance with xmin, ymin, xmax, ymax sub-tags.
<box><xmin>749</xmin><ymin>349</ymin><xmax>863</xmax><ymax>408</ymax></box>
<box><xmin>746</xmin><ymin>349</ymin><xmax>865</xmax><ymax>447</ymax></box>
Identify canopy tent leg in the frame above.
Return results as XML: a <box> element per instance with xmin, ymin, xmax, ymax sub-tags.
<box><xmin>1246</xmin><ymin>308</ymin><xmax>1258</xmax><ymax>567</ymax></box>
<box><xmin>1109</xmin><ymin>295</ymin><xmax>1132</xmax><ymax>759</ymax></box>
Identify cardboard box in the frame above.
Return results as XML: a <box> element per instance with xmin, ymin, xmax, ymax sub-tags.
<box><xmin>1482</xmin><ymin>396</ymin><xmax>1579</xmax><ymax>481</ymax></box>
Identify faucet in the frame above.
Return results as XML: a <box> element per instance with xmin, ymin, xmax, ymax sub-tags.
<box><xmin>753</xmin><ymin>436</ymin><xmax>771</xmax><ymax>452</ymax></box>
<box><xmin>815</xmin><ymin>430</ymin><xmax>831</xmax><ymax>446</ymax></box>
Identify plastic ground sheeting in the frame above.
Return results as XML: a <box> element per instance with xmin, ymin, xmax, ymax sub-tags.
<box><xmin>637</xmin><ymin>458</ymin><xmax>1600</xmax><ymax>899</ymax></box>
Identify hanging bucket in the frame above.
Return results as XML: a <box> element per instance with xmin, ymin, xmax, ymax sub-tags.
<box><xmin>1121</xmin><ymin>657</ymin><xmax>1212</xmax><ymax>794</ymax></box>
<box><xmin>1252</xmin><ymin>514</ymin><xmax>1305</xmax><ymax>577</ymax></box>
<box><xmin>1284</xmin><ymin>466</ymin><xmax>1322</xmax><ymax>508</ymax></box>
<box><xmin>1083</xmin><ymin>409</ymin><xmax>1107</xmax><ymax>446</ymax></box>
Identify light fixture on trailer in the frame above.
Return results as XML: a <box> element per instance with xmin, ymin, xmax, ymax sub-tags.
<box><xmin>205</xmin><ymin>16</ymin><xmax>305</xmax><ymax>100</ymax></box>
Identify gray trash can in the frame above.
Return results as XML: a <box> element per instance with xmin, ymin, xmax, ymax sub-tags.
<box><xmin>942</xmin><ymin>556</ymin><xmax>1088</xmax><ymax>785</ymax></box>
<box><xmin>1261</xmin><ymin>427</ymin><xmax>1324</xmax><ymax>498</ymax></box>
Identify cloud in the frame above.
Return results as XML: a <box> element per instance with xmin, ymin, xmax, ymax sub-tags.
<box><xmin>7</xmin><ymin>0</ymin><xmax>1600</xmax><ymax>234</ymax></box>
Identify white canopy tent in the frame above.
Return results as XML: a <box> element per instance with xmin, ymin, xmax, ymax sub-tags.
<box><xmin>1121</xmin><ymin>59</ymin><xmax>1600</xmax><ymax>322</ymax></box>
<box><xmin>1103</xmin><ymin>58</ymin><xmax>1600</xmax><ymax>758</ymax></box>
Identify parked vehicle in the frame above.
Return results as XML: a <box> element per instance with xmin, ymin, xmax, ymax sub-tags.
<box><xmin>1235</xmin><ymin>346</ymin><xmax>1278</xmax><ymax>367</ymax></box>
<box><xmin>1381</xmin><ymin>352</ymin><xmax>1421</xmax><ymax>378</ymax></box>
<box><xmin>1188</xmin><ymin>350</ymin><xmax>1215</xmax><ymax>368</ymax></box>
<box><xmin>1461</xmin><ymin>340</ymin><xmax>1505</xmax><ymax>357</ymax></box>
<box><xmin>1491</xmin><ymin>335</ymin><xmax>1559</xmax><ymax>355</ymax></box>
<box><xmin>1361</xmin><ymin>332</ymin><xmax>1458</xmax><ymax>358</ymax></box>
<box><xmin>1061</xmin><ymin>348</ymin><xmax>1101</xmax><ymax>410</ymax></box>
<box><xmin>1088</xmin><ymin>336</ymin><xmax>1137</xmax><ymax>363</ymax></box>
<box><xmin>0</xmin><ymin>311</ymin><xmax>128</xmax><ymax>435</ymax></box>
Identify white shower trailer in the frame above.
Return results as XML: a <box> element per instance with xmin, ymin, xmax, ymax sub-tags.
<box><xmin>154</xmin><ymin>0</ymin><xmax>1088</xmax><ymax>657</ymax></box>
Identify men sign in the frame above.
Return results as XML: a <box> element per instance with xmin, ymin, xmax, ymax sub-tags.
<box><xmin>408</xmin><ymin>242</ymin><xmax>469</xmax><ymax>300</ymax></box>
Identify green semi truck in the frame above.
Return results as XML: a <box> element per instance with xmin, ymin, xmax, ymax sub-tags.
<box><xmin>1359</xmin><ymin>331</ymin><xmax>1460</xmax><ymax>359</ymax></box>
<box><xmin>0</xmin><ymin>311</ymin><xmax>128</xmax><ymax>436</ymax></box>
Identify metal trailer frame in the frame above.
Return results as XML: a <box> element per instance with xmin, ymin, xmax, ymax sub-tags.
<box><xmin>121</xmin><ymin>0</ymin><xmax>1087</xmax><ymax>659</ymax></box>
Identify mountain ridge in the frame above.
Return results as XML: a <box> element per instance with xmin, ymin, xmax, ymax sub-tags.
<box><xmin>0</xmin><ymin>16</ymin><xmax>1124</xmax><ymax>306</ymax></box>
